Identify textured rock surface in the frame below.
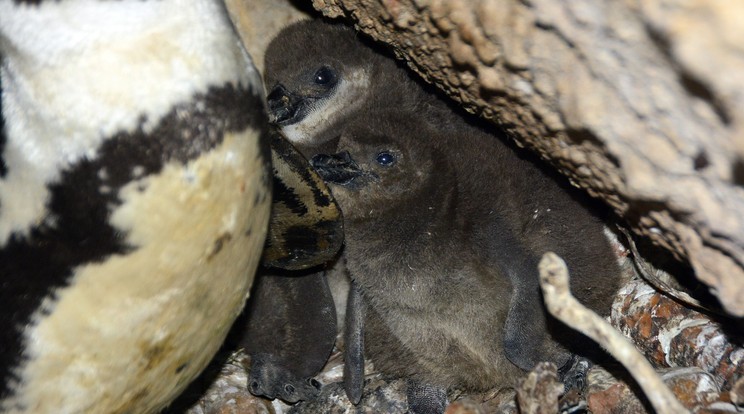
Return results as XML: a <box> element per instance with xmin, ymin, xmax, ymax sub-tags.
<box><xmin>585</xmin><ymin>365</ymin><xmax>739</xmax><ymax>414</ymax></box>
<box><xmin>308</xmin><ymin>0</ymin><xmax>744</xmax><ymax>316</ymax></box>
<box><xmin>225</xmin><ymin>0</ymin><xmax>312</xmax><ymax>74</ymax></box>
<box><xmin>178</xmin><ymin>348</ymin><xmax>741</xmax><ymax>413</ymax></box>
<box><xmin>611</xmin><ymin>278</ymin><xmax>743</xmax><ymax>391</ymax></box>
<box><xmin>176</xmin><ymin>352</ymin><xmax>275</xmax><ymax>414</ymax></box>
<box><xmin>515</xmin><ymin>362</ymin><xmax>562</xmax><ymax>414</ymax></box>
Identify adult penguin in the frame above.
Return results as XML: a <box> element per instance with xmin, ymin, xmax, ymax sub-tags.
<box><xmin>0</xmin><ymin>1</ymin><xmax>271</xmax><ymax>412</ymax></box>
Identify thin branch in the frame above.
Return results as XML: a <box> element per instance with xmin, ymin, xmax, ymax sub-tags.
<box><xmin>538</xmin><ymin>252</ymin><xmax>690</xmax><ymax>414</ymax></box>
<box><xmin>617</xmin><ymin>226</ymin><xmax>723</xmax><ymax>315</ymax></box>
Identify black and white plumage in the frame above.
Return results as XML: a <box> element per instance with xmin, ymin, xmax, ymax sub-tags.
<box><xmin>0</xmin><ymin>1</ymin><xmax>271</xmax><ymax>413</ymax></box>
<box><xmin>310</xmin><ymin>110</ymin><xmax>623</xmax><ymax>411</ymax></box>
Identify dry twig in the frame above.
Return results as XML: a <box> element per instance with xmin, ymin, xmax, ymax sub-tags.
<box><xmin>538</xmin><ymin>252</ymin><xmax>690</xmax><ymax>414</ymax></box>
<box><xmin>616</xmin><ymin>226</ymin><xmax>724</xmax><ymax>316</ymax></box>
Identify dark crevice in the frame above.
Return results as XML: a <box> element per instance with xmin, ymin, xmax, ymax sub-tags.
<box><xmin>693</xmin><ymin>150</ymin><xmax>710</xmax><ymax>171</ymax></box>
<box><xmin>1</xmin><ymin>72</ymin><xmax>6</xmax><ymax>178</ymax></box>
<box><xmin>289</xmin><ymin>0</ymin><xmax>322</xmax><ymax>16</ymax></box>
<box><xmin>12</xmin><ymin>0</ymin><xmax>47</xmax><ymax>5</ymax></box>
<box><xmin>678</xmin><ymin>72</ymin><xmax>731</xmax><ymax>125</ymax></box>
<box><xmin>564</xmin><ymin>128</ymin><xmax>621</xmax><ymax>169</ymax></box>
<box><xmin>732</xmin><ymin>158</ymin><xmax>744</xmax><ymax>187</ymax></box>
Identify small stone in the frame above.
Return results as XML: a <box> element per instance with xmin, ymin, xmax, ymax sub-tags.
<box><xmin>730</xmin><ymin>376</ymin><xmax>744</xmax><ymax>407</ymax></box>
<box><xmin>516</xmin><ymin>362</ymin><xmax>562</xmax><ymax>414</ymax></box>
<box><xmin>445</xmin><ymin>399</ymin><xmax>482</xmax><ymax>414</ymax></box>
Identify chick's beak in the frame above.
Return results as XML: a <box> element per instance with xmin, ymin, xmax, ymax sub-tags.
<box><xmin>267</xmin><ymin>83</ymin><xmax>304</xmax><ymax>125</ymax></box>
<box><xmin>310</xmin><ymin>151</ymin><xmax>365</xmax><ymax>186</ymax></box>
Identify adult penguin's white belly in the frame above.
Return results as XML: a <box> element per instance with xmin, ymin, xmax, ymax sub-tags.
<box><xmin>0</xmin><ymin>1</ymin><xmax>271</xmax><ymax>413</ymax></box>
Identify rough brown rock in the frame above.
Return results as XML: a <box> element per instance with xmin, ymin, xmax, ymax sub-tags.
<box><xmin>225</xmin><ymin>0</ymin><xmax>312</xmax><ymax>73</ymax></box>
<box><xmin>611</xmin><ymin>278</ymin><xmax>743</xmax><ymax>391</ymax></box>
<box><xmin>444</xmin><ymin>389</ymin><xmax>518</xmax><ymax>414</ymax></box>
<box><xmin>307</xmin><ymin>0</ymin><xmax>744</xmax><ymax>317</ymax></box>
<box><xmin>585</xmin><ymin>366</ymin><xmax>737</xmax><ymax>414</ymax></box>
<box><xmin>515</xmin><ymin>362</ymin><xmax>562</xmax><ymax>414</ymax></box>
<box><xmin>174</xmin><ymin>351</ymin><xmax>276</xmax><ymax>414</ymax></box>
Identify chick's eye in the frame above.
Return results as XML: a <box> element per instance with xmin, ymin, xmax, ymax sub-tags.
<box><xmin>313</xmin><ymin>67</ymin><xmax>335</xmax><ymax>85</ymax></box>
<box><xmin>376</xmin><ymin>151</ymin><xmax>396</xmax><ymax>166</ymax></box>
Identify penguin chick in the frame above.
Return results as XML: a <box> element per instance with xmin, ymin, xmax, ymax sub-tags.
<box><xmin>310</xmin><ymin>111</ymin><xmax>623</xmax><ymax>409</ymax></box>
<box><xmin>263</xmin><ymin>19</ymin><xmax>449</xmax><ymax>149</ymax></box>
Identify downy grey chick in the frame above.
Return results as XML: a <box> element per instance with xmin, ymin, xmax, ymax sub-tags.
<box><xmin>310</xmin><ymin>110</ymin><xmax>623</xmax><ymax>412</ymax></box>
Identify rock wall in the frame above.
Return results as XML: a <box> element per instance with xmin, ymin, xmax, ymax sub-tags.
<box><xmin>225</xmin><ymin>0</ymin><xmax>311</xmax><ymax>74</ymax></box>
<box><xmin>308</xmin><ymin>0</ymin><xmax>744</xmax><ymax>316</ymax></box>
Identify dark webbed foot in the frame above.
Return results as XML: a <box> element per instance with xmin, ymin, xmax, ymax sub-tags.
<box><xmin>558</xmin><ymin>355</ymin><xmax>591</xmax><ymax>394</ymax></box>
<box><xmin>276</xmin><ymin>377</ymin><xmax>322</xmax><ymax>403</ymax></box>
<box><xmin>557</xmin><ymin>355</ymin><xmax>592</xmax><ymax>413</ymax></box>
<box><xmin>406</xmin><ymin>380</ymin><xmax>448</xmax><ymax>414</ymax></box>
<box><xmin>248</xmin><ymin>353</ymin><xmax>322</xmax><ymax>403</ymax></box>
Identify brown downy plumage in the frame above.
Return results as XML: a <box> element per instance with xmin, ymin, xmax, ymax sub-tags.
<box><xmin>310</xmin><ymin>110</ymin><xmax>623</xmax><ymax>412</ymax></box>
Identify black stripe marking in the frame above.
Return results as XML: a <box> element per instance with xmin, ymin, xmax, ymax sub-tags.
<box><xmin>272</xmin><ymin>172</ymin><xmax>309</xmax><ymax>216</ymax></box>
<box><xmin>0</xmin><ymin>82</ymin><xmax>269</xmax><ymax>401</ymax></box>
<box><xmin>11</xmin><ymin>1</ymin><xmax>50</xmax><ymax>5</ymax></box>
<box><xmin>0</xmin><ymin>75</ymin><xmax>7</xmax><ymax>178</ymax></box>
<box><xmin>271</xmin><ymin>131</ymin><xmax>332</xmax><ymax>210</ymax></box>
